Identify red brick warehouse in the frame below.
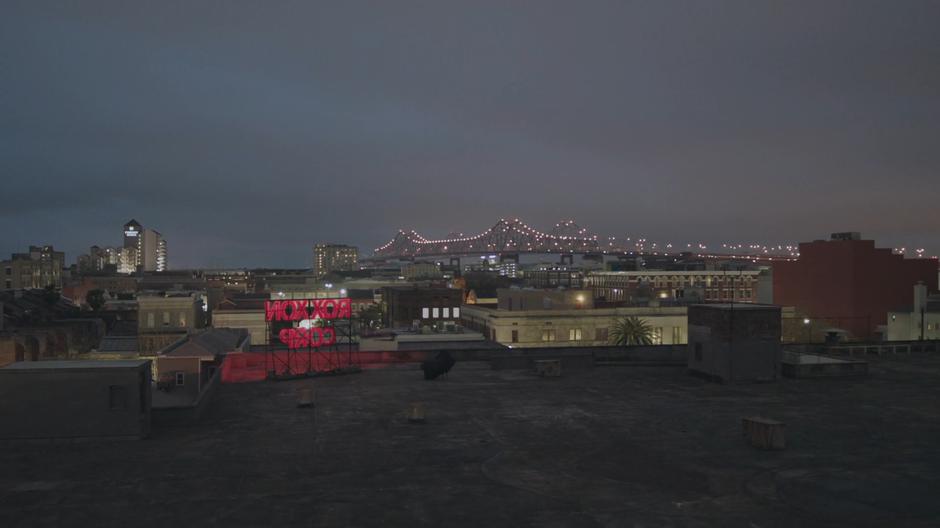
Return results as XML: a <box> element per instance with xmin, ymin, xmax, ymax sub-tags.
<box><xmin>773</xmin><ymin>233</ymin><xmax>939</xmax><ymax>340</ymax></box>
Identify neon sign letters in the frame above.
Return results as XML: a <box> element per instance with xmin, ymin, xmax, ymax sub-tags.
<box><xmin>278</xmin><ymin>327</ymin><xmax>336</xmax><ymax>349</ymax></box>
<box><xmin>264</xmin><ymin>299</ymin><xmax>351</xmax><ymax>349</ymax></box>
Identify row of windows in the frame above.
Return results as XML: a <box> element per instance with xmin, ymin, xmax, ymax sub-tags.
<box><xmin>704</xmin><ymin>289</ymin><xmax>752</xmax><ymax>299</ymax></box>
<box><xmin>512</xmin><ymin>326</ymin><xmax>683</xmax><ymax>344</ymax></box>
<box><xmin>145</xmin><ymin>311</ymin><xmax>188</xmax><ymax>328</ymax></box>
<box><xmin>420</xmin><ymin>307</ymin><xmax>461</xmax><ymax>319</ymax></box>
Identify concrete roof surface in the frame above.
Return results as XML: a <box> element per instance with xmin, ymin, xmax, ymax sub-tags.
<box><xmin>2</xmin><ymin>356</ymin><xmax>940</xmax><ymax>526</ymax></box>
<box><xmin>1</xmin><ymin>359</ymin><xmax>148</xmax><ymax>370</ymax></box>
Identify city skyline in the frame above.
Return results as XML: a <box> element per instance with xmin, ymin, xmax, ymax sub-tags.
<box><xmin>3</xmin><ymin>214</ymin><xmax>936</xmax><ymax>270</ymax></box>
<box><xmin>3</xmin><ymin>1</ymin><xmax>940</xmax><ymax>268</ymax></box>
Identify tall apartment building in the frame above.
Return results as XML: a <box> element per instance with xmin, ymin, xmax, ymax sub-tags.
<box><xmin>2</xmin><ymin>246</ymin><xmax>65</xmax><ymax>290</ymax></box>
<box><xmin>313</xmin><ymin>244</ymin><xmax>358</xmax><ymax>278</ymax></box>
<box><xmin>123</xmin><ymin>219</ymin><xmax>167</xmax><ymax>272</ymax></box>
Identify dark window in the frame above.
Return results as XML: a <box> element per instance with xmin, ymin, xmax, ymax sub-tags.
<box><xmin>511</xmin><ymin>330</ymin><xmax>518</xmax><ymax>343</ymax></box>
<box><xmin>694</xmin><ymin>343</ymin><xmax>703</xmax><ymax>361</ymax></box>
<box><xmin>109</xmin><ymin>385</ymin><xmax>128</xmax><ymax>410</ymax></box>
<box><xmin>596</xmin><ymin>328</ymin><xmax>609</xmax><ymax>342</ymax></box>
<box><xmin>175</xmin><ymin>372</ymin><xmax>185</xmax><ymax>386</ymax></box>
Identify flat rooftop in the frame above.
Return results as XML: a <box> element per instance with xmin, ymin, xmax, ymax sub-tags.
<box><xmin>2</xmin><ymin>355</ymin><xmax>940</xmax><ymax>526</ymax></box>
<box><xmin>693</xmin><ymin>303</ymin><xmax>779</xmax><ymax>310</ymax></box>
<box><xmin>1</xmin><ymin>360</ymin><xmax>149</xmax><ymax>370</ymax></box>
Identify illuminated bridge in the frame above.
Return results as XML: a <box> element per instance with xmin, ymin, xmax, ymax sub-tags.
<box><xmin>372</xmin><ymin>218</ymin><xmax>797</xmax><ymax>261</ymax></box>
<box><xmin>373</xmin><ymin>218</ymin><xmax>600</xmax><ymax>258</ymax></box>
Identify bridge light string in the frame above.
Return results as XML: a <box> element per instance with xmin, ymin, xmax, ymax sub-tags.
<box><xmin>373</xmin><ymin>219</ymin><xmax>819</xmax><ymax>261</ymax></box>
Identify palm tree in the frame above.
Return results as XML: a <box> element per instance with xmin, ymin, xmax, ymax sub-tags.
<box><xmin>86</xmin><ymin>289</ymin><xmax>106</xmax><ymax>312</ymax></box>
<box><xmin>609</xmin><ymin>316</ymin><xmax>654</xmax><ymax>346</ymax></box>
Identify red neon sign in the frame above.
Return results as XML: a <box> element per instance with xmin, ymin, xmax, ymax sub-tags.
<box><xmin>278</xmin><ymin>327</ymin><xmax>336</xmax><ymax>349</ymax></box>
<box><xmin>264</xmin><ymin>298</ymin><xmax>351</xmax><ymax>349</ymax></box>
<box><xmin>264</xmin><ymin>298</ymin><xmax>352</xmax><ymax>322</ymax></box>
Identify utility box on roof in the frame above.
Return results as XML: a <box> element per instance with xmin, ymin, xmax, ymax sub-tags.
<box><xmin>687</xmin><ymin>304</ymin><xmax>781</xmax><ymax>382</ymax></box>
<box><xmin>0</xmin><ymin>360</ymin><xmax>152</xmax><ymax>439</ymax></box>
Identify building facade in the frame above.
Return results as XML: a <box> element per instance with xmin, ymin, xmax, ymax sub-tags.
<box><xmin>687</xmin><ymin>304</ymin><xmax>782</xmax><ymax>382</ymax></box>
<box><xmin>154</xmin><ymin>328</ymin><xmax>249</xmax><ymax>400</ymax></box>
<box><xmin>523</xmin><ymin>268</ymin><xmax>584</xmax><ymax>289</ymax></box>
<box><xmin>886</xmin><ymin>283</ymin><xmax>940</xmax><ymax>341</ymax></box>
<box><xmin>401</xmin><ymin>261</ymin><xmax>443</xmax><ymax>280</ymax></box>
<box><xmin>313</xmin><ymin>244</ymin><xmax>358</xmax><ymax>278</ymax></box>
<box><xmin>586</xmin><ymin>270</ymin><xmax>763</xmax><ymax>304</ymax></box>
<box><xmin>0</xmin><ymin>360</ymin><xmax>152</xmax><ymax>440</ymax></box>
<box><xmin>2</xmin><ymin>245</ymin><xmax>65</xmax><ymax>290</ymax></box>
<box><xmin>137</xmin><ymin>292</ymin><xmax>206</xmax><ymax>352</ymax></box>
<box><xmin>383</xmin><ymin>286</ymin><xmax>463</xmax><ymax>328</ymax></box>
<box><xmin>773</xmin><ymin>234</ymin><xmax>939</xmax><ymax>339</ymax></box>
<box><xmin>461</xmin><ymin>289</ymin><xmax>688</xmax><ymax>348</ymax></box>
<box><xmin>77</xmin><ymin>245</ymin><xmax>122</xmax><ymax>274</ymax></box>
<box><xmin>497</xmin><ymin>288</ymin><xmax>594</xmax><ymax>311</ymax></box>
<box><xmin>212</xmin><ymin>294</ymin><xmax>269</xmax><ymax>345</ymax></box>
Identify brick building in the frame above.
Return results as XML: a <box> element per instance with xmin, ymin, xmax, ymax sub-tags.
<box><xmin>773</xmin><ymin>233</ymin><xmax>939</xmax><ymax>339</ymax></box>
<box><xmin>382</xmin><ymin>286</ymin><xmax>463</xmax><ymax>328</ymax></box>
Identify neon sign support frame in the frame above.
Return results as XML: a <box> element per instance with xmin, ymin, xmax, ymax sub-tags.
<box><xmin>263</xmin><ymin>297</ymin><xmax>361</xmax><ymax>380</ymax></box>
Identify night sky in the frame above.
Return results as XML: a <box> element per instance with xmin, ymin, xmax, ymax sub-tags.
<box><xmin>3</xmin><ymin>1</ymin><xmax>939</xmax><ymax>268</ymax></box>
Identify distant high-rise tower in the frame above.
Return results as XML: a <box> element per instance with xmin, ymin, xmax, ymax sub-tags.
<box><xmin>123</xmin><ymin>219</ymin><xmax>142</xmax><ymax>249</ymax></box>
<box><xmin>123</xmin><ymin>219</ymin><xmax>167</xmax><ymax>272</ymax></box>
<box><xmin>313</xmin><ymin>244</ymin><xmax>358</xmax><ymax>278</ymax></box>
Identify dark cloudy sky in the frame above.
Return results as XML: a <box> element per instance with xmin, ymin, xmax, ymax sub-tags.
<box><xmin>3</xmin><ymin>1</ymin><xmax>939</xmax><ymax>268</ymax></box>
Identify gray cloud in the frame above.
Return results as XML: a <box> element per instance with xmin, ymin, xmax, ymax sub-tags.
<box><xmin>2</xmin><ymin>1</ymin><xmax>939</xmax><ymax>267</ymax></box>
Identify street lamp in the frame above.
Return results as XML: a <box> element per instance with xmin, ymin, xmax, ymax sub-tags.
<box><xmin>803</xmin><ymin>318</ymin><xmax>811</xmax><ymax>343</ymax></box>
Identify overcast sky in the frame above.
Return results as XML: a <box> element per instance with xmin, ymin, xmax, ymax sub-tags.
<box><xmin>3</xmin><ymin>1</ymin><xmax>939</xmax><ymax>268</ymax></box>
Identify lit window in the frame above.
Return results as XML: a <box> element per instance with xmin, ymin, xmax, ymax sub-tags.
<box><xmin>453</xmin><ymin>307</ymin><xmax>460</xmax><ymax>319</ymax></box>
<box><xmin>422</xmin><ymin>307</ymin><xmax>429</xmax><ymax>319</ymax></box>
<box><xmin>569</xmin><ymin>328</ymin><xmax>582</xmax><ymax>341</ymax></box>
<box><xmin>442</xmin><ymin>308</ymin><xmax>450</xmax><ymax>318</ymax></box>
<box><xmin>432</xmin><ymin>308</ymin><xmax>440</xmax><ymax>318</ymax></box>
